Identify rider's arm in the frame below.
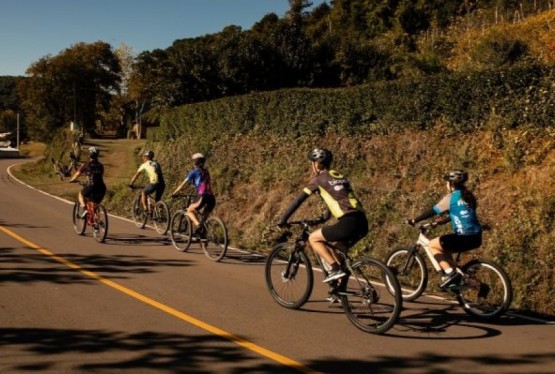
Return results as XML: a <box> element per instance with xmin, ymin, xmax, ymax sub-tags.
<box><xmin>129</xmin><ymin>170</ymin><xmax>141</xmax><ymax>186</ymax></box>
<box><xmin>277</xmin><ymin>191</ymin><xmax>309</xmax><ymax>226</ymax></box>
<box><xmin>411</xmin><ymin>208</ymin><xmax>436</xmax><ymax>225</ymax></box>
<box><xmin>172</xmin><ymin>179</ymin><xmax>188</xmax><ymax>196</ymax></box>
<box><xmin>68</xmin><ymin>170</ymin><xmax>81</xmax><ymax>182</ymax></box>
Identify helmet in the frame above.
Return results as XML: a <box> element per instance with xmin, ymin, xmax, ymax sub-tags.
<box><xmin>308</xmin><ymin>148</ymin><xmax>333</xmax><ymax>166</ymax></box>
<box><xmin>144</xmin><ymin>150</ymin><xmax>154</xmax><ymax>159</ymax></box>
<box><xmin>192</xmin><ymin>152</ymin><xmax>205</xmax><ymax>165</ymax></box>
<box><xmin>89</xmin><ymin>146</ymin><xmax>99</xmax><ymax>158</ymax></box>
<box><xmin>444</xmin><ymin>170</ymin><xmax>468</xmax><ymax>185</ymax></box>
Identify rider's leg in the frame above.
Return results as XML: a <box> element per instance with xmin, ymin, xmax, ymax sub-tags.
<box><xmin>429</xmin><ymin>237</ymin><xmax>454</xmax><ymax>272</ymax></box>
<box><xmin>141</xmin><ymin>191</ymin><xmax>148</xmax><ymax>211</ymax></box>
<box><xmin>309</xmin><ymin>229</ymin><xmax>340</xmax><ymax>268</ymax></box>
<box><xmin>187</xmin><ymin>204</ymin><xmax>200</xmax><ymax>228</ymax></box>
<box><xmin>78</xmin><ymin>191</ymin><xmax>85</xmax><ymax>208</ymax></box>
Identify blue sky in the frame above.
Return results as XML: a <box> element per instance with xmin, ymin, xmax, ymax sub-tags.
<box><xmin>0</xmin><ymin>0</ymin><xmax>327</xmax><ymax>76</ymax></box>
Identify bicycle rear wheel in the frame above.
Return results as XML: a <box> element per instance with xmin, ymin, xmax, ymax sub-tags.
<box><xmin>72</xmin><ymin>202</ymin><xmax>86</xmax><ymax>235</ymax></box>
<box><xmin>153</xmin><ymin>200</ymin><xmax>170</xmax><ymax>235</ymax></box>
<box><xmin>93</xmin><ymin>205</ymin><xmax>108</xmax><ymax>243</ymax></box>
<box><xmin>170</xmin><ymin>211</ymin><xmax>193</xmax><ymax>252</ymax></box>
<box><xmin>456</xmin><ymin>259</ymin><xmax>513</xmax><ymax>319</ymax></box>
<box><xmin>340</xmin><ymin>258</ymin><xmax>402</xmax><ymax>334</ymax></box>
<box><xmin>132</xmin><ymin>196</ymin><xmax>147</xmax><ymax>229</ymax></box>
<box><xmin>200</xmin><ymin>216</ymin><xmax>228</xmax><ymax>261</ymax></box>
<box><xmin>385</xmin><ymin>247</ymin><xmax>428</xmax><ymax>301</ymax></box>
<box><xmin>265</xmin><ymin>243</ymin><xmax>314</xmax><ymax>309</ymax></box>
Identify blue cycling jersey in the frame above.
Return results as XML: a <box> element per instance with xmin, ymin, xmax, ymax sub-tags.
<box><xmin>433</xmin><ymin>189</ymin><xmax>482</xmax><ymax>235</ymax></box>
<box><xmin>184</xmin><ymin>166</ymin><xmax>213</xmax><ymax>195</ymax></box>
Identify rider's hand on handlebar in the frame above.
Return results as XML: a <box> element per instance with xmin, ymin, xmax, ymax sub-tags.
<box><xmin>404</xmin><ymin>218</ymin><xmax>416</xmax><ymax>226</ymax></box>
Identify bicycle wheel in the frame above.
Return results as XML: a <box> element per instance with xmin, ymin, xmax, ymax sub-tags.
<box><xmin>265</xmin><ymin>243</ymin><xmax>314</xmax><ymax>309</ymax></box>
<box><xmin>170</xmin><ymin>211</ymin><xmax>193</xmax><ymax>252</ymax></box>
<box><xmin>152</xmin><ymin>200</ymin><xmax>170</xmax><ymax>235</ymax></box>
<box><xmin>200</xmin><ymin>216</ymin><xmax>228</xmax><ymax>261</ymax></box>
<box><xmin>340</xmin><ymin>258</ymin><xmax>402</xmax><ymax>334</ymax></box>
<box><xmin>386</xmin><ymin>247</ymin><xmax>428</xmax><ymax>301</ymax></box>
<box><xmin>132</xmin><ymin>196</ymin><xmax>147</xmax><ymax>229</ymax></box>
<box><xmin>456</xmin><ymin>259</ymin><xmax>513</xmax><ymax>319</ymax></box>
<box><xmin>72</xmin><ymin>202</ymin><xmax>86</xmax><ymax>235</ymax></box>
<box><xmin>93</xmin><ymin>205</ymin><xmax>108</xmax><ymax>243</ymax></box>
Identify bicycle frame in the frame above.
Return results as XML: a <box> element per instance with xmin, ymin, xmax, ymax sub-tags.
<box><xmin>415</xmin><ymin>226</ymin><xmax>443</xmax><ymax>273</ymax></box>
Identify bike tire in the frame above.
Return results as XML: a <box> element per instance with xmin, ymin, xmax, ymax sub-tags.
<box><xmin>93</xmin><ymin>204</ymin><xmax>108</xmax><ymax>243</ymax></box>
<box><xmin>340</xmin><ymin>258</ymin><xmax>403</xmax><ymax>334</ymax></box>
<box><xmin>169</xmin><ymin>211</ymin><xmax>193</xmax><ymax>252</ymax></box>
<box><xmin>456</xmin><ymin>258</ymin><xmax>513</xmax><ymax>320</ymax></box>
<box><xmin>385</xmin><ymin>247</ymin><xmax>428</xmax><ymax>302</ymax></box>
<box><xmin>201</xmin><ymin>216</ymin><xmax>228</xmax><ymax>262</ymax></box>
<box><xmin>153</xmin><ymin>200</ymin><xmax>170</xmax><ymax>235</ymax></box>
<box><xmin>132</xmin><ymin>196</ymin><xmax>147</xmax><ymax>229</ymax></box>
<box><xmin>72</xmin><ymin>202</ymin><xmax>86</xmax><ymax>235</ymax></box>
<box><xmin>265</xmin><ymin>243</ymin><xmax>314</xmax><ymax>309</ymax></box>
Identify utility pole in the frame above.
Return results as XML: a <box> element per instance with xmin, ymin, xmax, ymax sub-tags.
<box><xmin>16</xmin><ymin>112</ymin><xmax>20</xmax><ymax>150</ymax></box>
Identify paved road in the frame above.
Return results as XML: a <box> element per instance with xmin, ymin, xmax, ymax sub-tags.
<box><xmin>1</xmin><ymin>158</ymin><xmax>554</xmax><ymax>373</ymax></box>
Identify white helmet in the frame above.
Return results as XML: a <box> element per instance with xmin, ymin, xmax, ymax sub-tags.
<box><xmin>192</xmin><ymin>153</ymin><xmax>204</xmax><ymax>160</ymax></box>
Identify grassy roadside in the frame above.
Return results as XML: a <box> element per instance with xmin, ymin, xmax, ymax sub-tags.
<box><xmin>12</xmin><ymin>138</ymin><xmax>146</xmax><ymax>205</ymax></box>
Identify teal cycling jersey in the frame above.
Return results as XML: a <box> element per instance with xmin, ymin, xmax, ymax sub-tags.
<box><xmin>433</xmin><ymin>189</ymin><xmax>482</xmax><ymax>235</ymax></box>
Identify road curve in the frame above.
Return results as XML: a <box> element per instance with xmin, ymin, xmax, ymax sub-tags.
<box><xmin>1</xmin><ymin>157</ymin><xmax>554</xmax><ymax>374</ymax></box>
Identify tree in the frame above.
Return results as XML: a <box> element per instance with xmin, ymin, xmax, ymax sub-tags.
<box><xmin>22</xmin><ymin>41</ymin><xmax>121</xmax><ymax>141</ymax></box>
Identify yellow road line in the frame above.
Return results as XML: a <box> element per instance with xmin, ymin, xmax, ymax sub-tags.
<box><xmin>0</xmin><ymin>225</ymin><xmax>323</xmax><ymax>374</ymax></box>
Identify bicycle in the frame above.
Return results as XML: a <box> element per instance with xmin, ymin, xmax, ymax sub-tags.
<box><xmin>169</xmin><ymin>194</ymin><xmax>228</xmax><ymax>261</ymax></box>
<box><xmin>385</xmin><ymin>222</ymin><xmax>513</xmax><ymax>319</ymax></box>
<box><xmin>130</xmin><ymin>186</ymin><xmax>170</xmax><ymax>235</ymax></box>
<box><xmin>265</xmin><ymin>220</ymin><xmax>403</xmax><ymax>334</ymax></box>
<box><xmin>70</xmin><ymin>180</ymin><xmax>108</xmax><ymax>243</ymax></box>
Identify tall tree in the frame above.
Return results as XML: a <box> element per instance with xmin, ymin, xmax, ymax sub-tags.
<box><xmin>22</xmin><ymin>41</ymin><xmax>121</xmax><ymax>141</ymax></box>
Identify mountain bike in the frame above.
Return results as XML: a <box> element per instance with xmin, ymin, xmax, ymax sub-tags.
<box><xmin>265</xmin><ymin>220</ymin><xmax>402</xmax><ymax>334</ymax></box>
<box><xmin>169</xmin><ymin>194</ymin><xmax>228</xmax><ymax>261</ymax></box>
<box><xmin>130</xmin><ymin>186</ymin><xmax>170</xmax><ymax>235</ymax></box>
<box><xmin>385</xmin><ymin>222</ymin><xmax>513</xmax><ymax>320</ymax></box>
<box><xmin>70</xmin><ymin>181</ymin><xmax>108</xmax><ymax>243</ymax></box>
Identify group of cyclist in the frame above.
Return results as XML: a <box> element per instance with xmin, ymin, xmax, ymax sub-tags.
<box><xmin>71</xmin><ymin>147</ymin><xmax>215</xmax><ymax>236</ymax></box>
<box><xmin>72</xmin><ymin>144</ymin><xmax>482</xmax><ymax>291</ymax></box>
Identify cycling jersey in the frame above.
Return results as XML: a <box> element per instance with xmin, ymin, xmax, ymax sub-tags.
<box><xmin>78</xmin><ymin>159</ymin><xmax>105</xmax><ymax>186</ymax></box>
<box><xmin>433</xmin><ymin>189</ymin><xmax>482</xmax><ymax>235</ymax></box>
<box><xmin>303</xmin><ymin>169</ymin><xmax>364</xmax><ymax>218</ymax></box>
<box><xmin>184</xmin><ymin>166</ymin><xmax>213</xmax><ymax>196</ymax></box>
<box><xmin>138</xmin><ymin>160</ymin><xmax>164</xmax><ymax>184</ymax></box>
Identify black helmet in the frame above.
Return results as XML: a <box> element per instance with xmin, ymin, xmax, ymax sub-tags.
<box><xmin>444</xmin><ymin>170</ymin><xmax>468</xmax><ymax>185</ymax></box>
<box><xmin>89</xmin><ymin>146</ymin><xmax>99</xmax><ymax>158</ymax></box>
<box><xmin>308</xmin><ymin>148</ymin><xmax>333</xmax><ymax>167</ymax></box>
<box><xmin>144</xmin><ymin>150</ymin><xmax>154</xmax><ymax>159</ymax></box>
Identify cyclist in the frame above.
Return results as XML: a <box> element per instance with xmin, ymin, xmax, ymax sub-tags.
<box><xmin>171</xmin><ymin>153</ymin><xmax>215</xmax><ymax>235</ymax></box>
<box><xmin>129</xmin><ymin>150</ymin><xmax>166</xmax><ymax>214</ymax></box>
<box><xmin>406</xmin><ymin>170</ymin><xmax>482</xmax><ymax>289</ymax></box>
<box><xmin>68</xmin><ymin>146</ymin><xmax>106</xmax><ymax>218</ymax></box>
<box><xmin>277</xmin><ymin>148</ymin><xmax>368</xmax><ymax>283</ymax></box>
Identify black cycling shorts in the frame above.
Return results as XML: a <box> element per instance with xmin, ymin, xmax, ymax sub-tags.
<box><xmin>81</xmin><ymin>183</ymin><xmax>106</xmax><ymax>204</ymax></box>
<box><xmin>322</xmin><ymin>211</ymin><xmax>368</xmax><ymax>249</ymax></box>
<box><xmin>195</xmin><ymin>194</ymin><xmax>216</xmax><ymax>215</ymax></box>
<box><xmin>143</xmin><ymin>182</ymin><xmax>165</xmax><ymax>202</ymax></box>
<box><xmin>440</xmin><ymin>233</ymin><xmax>482</xmax><ymax>253</ymax></box>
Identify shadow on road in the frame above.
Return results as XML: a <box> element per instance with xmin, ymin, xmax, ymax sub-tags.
<box><xmin>0</xmin><ymin>248</ymin><xmax>193</xmax><ymax>285</ymax></box>
<box><xmin>0</xmin><ymin>326</ymin><xmax>553</xmax><ymax>373</ymax></box>
<box><xmin>104</xmin><ymin>232</ymin><xmax>172</xmax><ymax>247</ymax></box>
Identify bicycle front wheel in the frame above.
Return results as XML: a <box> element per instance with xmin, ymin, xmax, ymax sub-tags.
<box><xmin>153</xmin><ymin>200</ymin><xmax>170</xmax><ymax>235</ymax></box>
<box><xmin>265</xmin><ymin>243</ymin><xmax>314</xmax><ymax>309</ymax></box>
<box><xmin>169</xmin><ymin>211</ymin><xmax>193</xmax><ymax>252</ymax></box>
<box><xmin>93</xmin><ymin>205</ymin><xmax>108</xmax><ymax>243</ymax></box>
<box><xmin>72</xmin><ymin>202</ymin><xmax>86</xmax><ymax>235</ymax></box>
<box><xmin>200</xmin><ymin>216</ymin><xmax>228</xmax><ymax>261</ymax></box>
<box><xmin>340</xmin><ymin>258</ymin><xmax>402</xmax><ymax>334</ymax></box>
<box><xmin>386</xmin><ymin>247</ymin><xmax>428</xmax><ymax>302</ymax></box>
<box><xmin>456</xmin><ymin>259</ymin><xmax>513</xmax><ymax>320</ymax></box>
<box><xmin>132</xmin><ymin>196</ymin><xmax>147</xmax><ymax>229</ymax></box>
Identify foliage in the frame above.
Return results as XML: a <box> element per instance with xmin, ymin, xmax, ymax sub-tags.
<box><xmin>20</xmin><ymin>41</ymin><xmax>121</xmax><ymax>141</ymax></box>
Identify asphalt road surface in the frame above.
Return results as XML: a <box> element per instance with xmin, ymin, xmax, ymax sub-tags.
<box><xmin>1</xmin><ymin>158</ymin><xmax>554</xmax><ymax>374</ymax></box>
